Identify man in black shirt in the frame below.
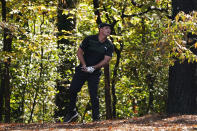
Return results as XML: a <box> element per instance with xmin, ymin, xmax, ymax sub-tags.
<box><xmin>64</xmin><ymin>23</ymin><xmax>114</xmax><ymax>123</ymax></box>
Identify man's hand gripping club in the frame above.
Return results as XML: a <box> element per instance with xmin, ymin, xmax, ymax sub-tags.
<box><xmin>81</xmin><ymin>65</ymin><xmax>95</xmax><ymax>73</ymax></box>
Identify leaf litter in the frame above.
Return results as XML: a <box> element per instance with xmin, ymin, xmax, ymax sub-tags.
<box><xmin>0</xmin><ymin>114</ymin><xmax>197</xmax><ymax>131</ymax></box>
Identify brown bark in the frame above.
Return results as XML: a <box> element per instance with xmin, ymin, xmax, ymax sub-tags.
<box><xmin>104</xmin><ymin>64</ymin><xmax>112</xmax><ymax>119</ymax></box>
<box><xmin>1</xmin><ymin>0</ymin><xmax>12</xmax><ymax>123</ymax></box>
<box><xmin>0</xmin><ymin>63</ymin><xmax>5</xmax><ymax>122</ymax></box>
<box><xmin>111</xmin><ymin>44</ymin><xmax>123</xmax><ymax>118</ymax></box>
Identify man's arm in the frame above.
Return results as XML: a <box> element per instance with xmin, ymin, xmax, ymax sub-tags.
<box><xmin>77</xmin><ymin>47</ymin><xmax>86</xmax><ymax>68</ymax></box>
<box><xmin>93</xmin><ymin>55</ymin><xmax>112</xmax><ymax>70</ymax></box>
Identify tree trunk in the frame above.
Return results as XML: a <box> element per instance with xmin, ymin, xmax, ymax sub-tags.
<box><xmin>111</xmin><ymin>44</ymin><xmax>123</xmax><ymax>118</ymax></box>
<box><xmin>146</xmin><ymin>74</ymin><xmax>155</xmax><ymax>113</ymax></box>
<box><xmin>168</xmin><ymin>61</ymin><xmax>197</xmax><ymax>114</ymax></box>
<box><xmin>4</xmin><ymin>60</ymin><xmax>11</xmax><ymax>123</ymax></box>
<box><xmin>0</xmin><ymin>63</ymin><xmax>5</xmax><ymax>122</ymax></box>
<box><xmin>104</xmin><ymin>64</ymin><xmax>112</xmax><ymax>119</ymax></box>
<box><xmin>1</xmin><ymin>0</ymin><xmax>12</xmax><ymax>123</ymax></box>
<box><xmin>167</xmin><ymin>0</ymin><xmax>197</xmax><ymax>114</ymax></box>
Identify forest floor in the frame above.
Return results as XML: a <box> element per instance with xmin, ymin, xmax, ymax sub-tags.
<box><xmin>0</xmin><ymin>114</ymin><xmax>197</xmax><ymax>131</ymax></box>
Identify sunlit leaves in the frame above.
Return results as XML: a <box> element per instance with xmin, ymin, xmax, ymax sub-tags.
<box><xmin>162</xmin><ymin>11</ymin><xmax>197</xmax><ymax>63</ymax></box>
<box><xmin>2</xmin><ymin>0</ymin><xmax>196</xmax><ymax>123</ymax></box>
<box><xmin>0</xmin><ymin>0</ymin><xmax>60</xmax><ymax>123</ymax></box>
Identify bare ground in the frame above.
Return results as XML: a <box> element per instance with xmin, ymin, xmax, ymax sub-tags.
<box><xmin>0</xmin><ymin>114</ymin><xmax>197</xmax><ymax>131</ymax></box>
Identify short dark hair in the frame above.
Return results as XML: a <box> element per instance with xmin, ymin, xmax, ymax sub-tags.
<box><xmin>98</xmin><ymin>23</ymin><xmax>111</xmax><ymax>29</ymax></box>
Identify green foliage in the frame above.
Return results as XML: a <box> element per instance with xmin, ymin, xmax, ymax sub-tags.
<box><xmin>0</xmin><ymin>0</ymin><xmax>59</xmax><ymax>123</ymax></box>
<box><xmin>1</xmin><ymin>0</ymin><xmax>197</xmax><ymax>123</ymax></box>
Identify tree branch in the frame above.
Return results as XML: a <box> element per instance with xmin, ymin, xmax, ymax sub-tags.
<box><xmin>122</xmin><ymin>6</ymin><xmax>172</xmax><ymax>19</ymax></box>
<box><xmin>93</xmin><ymin>0</ymin><xmax>102</xmax><ymax>24</ymax></box>
<box><xmin>103</xmin><ymin>5</ymin><xmax>118</xmax><ymax>34</ymax></box>
<box><xmin>130</xmin><ymin>0</ymin><xmax>143</xmax><ymax>8</ymax></box>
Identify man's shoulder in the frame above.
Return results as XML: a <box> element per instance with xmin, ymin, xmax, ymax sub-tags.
<box><xmin>85</xmin><ymin>35</ymin><xmax>99</xmax><ymax>44</ymax></box>
<box><xmin>106</xmin><ymin>39</ymin><xmax>114</xmax><ymax>47</ymax></box>
<box><xmin>86</xmin><ymin>34</ymin><xmax>98</xmax><ymax>40</ymax></box>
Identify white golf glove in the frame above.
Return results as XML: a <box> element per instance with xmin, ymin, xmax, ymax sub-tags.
<box><xmin>86</xmin><ymin>66</ymin><xmax>95</xmax><ymax>73</ymax></box>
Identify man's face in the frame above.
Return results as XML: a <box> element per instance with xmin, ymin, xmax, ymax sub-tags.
<box><xmin>100</xmin><ymin>26</ymin><xmax>111</xmax><ymax>36</ymax></box>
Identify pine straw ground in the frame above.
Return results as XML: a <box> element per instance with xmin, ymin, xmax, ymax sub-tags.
<box><xmin>0</xmin><ymin>114</ymin><xmax>197</xmax><ymax>131</ymax></box>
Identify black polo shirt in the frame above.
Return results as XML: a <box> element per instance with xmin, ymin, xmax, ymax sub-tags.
<box><xmin>80</xmin><ymin>34</ymin><xmax>114</xmax><ymax>67</ymax></box>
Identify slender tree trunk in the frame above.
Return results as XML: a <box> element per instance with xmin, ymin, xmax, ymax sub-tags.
<box><xmin>0</xmin><ymin>63</ymin><xmax>5</xmax><ymax>122</ymax></box>
<box><xmin>146</xmin><ymin>74</ymin><xmax>155</xmax><ymax>113</ymax></box>
<box><xmin>4</xmin><ymin>60</ymin><xmax>11</xmax><ymax>123</ymax></box>
<box><xmin>111</xmin><ymin>44</ymin><xmax>123</xmax><ymax>118</ymax></box>
<box><xmin>28</xmin><ymin>47</ymin><xmax>44</xmax><ymax>123</ymax></box>
<box><xmin>28</xmin><ymin>83</ymin><xmax>39</xmax><ymax>123</ymax></box>
<box><xmin>167</xmin><ymin>0</ymin><xmax>197</xmax><ymax>114</ymax></box>
<box><xmin>104</xmin><ymin>64</ymin><xmax>112</xmax><ymax>119</ymax></box>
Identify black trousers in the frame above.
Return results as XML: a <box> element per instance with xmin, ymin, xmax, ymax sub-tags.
<box><xmin>69</xmin><ymin>66</ymin><xmax>101</xmax><ymax>120</ymax></box>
